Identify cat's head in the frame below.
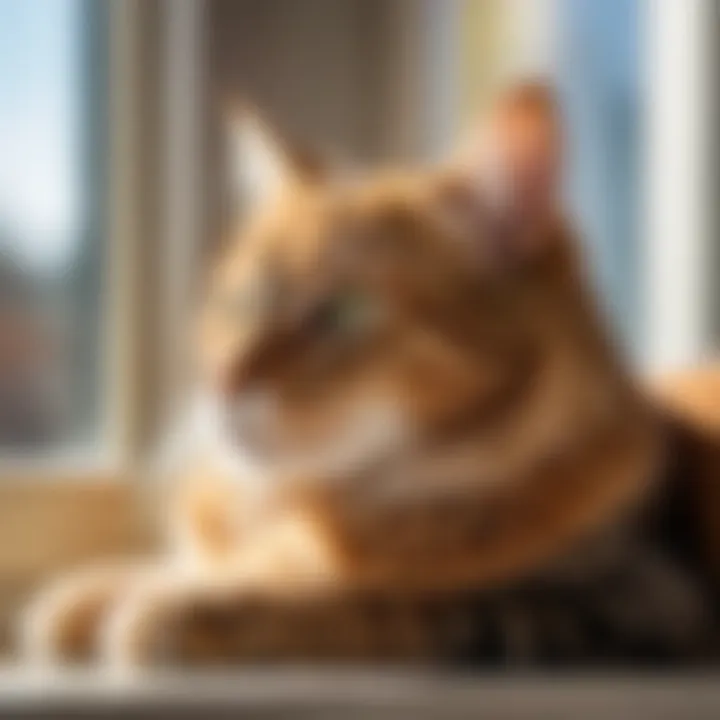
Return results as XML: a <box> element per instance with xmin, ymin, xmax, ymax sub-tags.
<box><xmin>199</xmin><ymin>84</ymin><xmax>603</xmax><ymax>481</ymax></box>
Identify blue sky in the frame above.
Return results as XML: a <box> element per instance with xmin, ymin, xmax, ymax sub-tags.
<box><xmin>0</xmin><ymin>0</ymin><xmax>81</xmax><ymax>272</ymax></box>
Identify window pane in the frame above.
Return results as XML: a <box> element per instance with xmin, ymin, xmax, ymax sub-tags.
<box><xmin>0</xmin><ymin>0</ymin><xmax>108</xmax><ymax>455</ymax></box>
<box><xmin>557</xmin><ymin>0</ymin><xmax>640</xmax><ymax>357</ymax></box>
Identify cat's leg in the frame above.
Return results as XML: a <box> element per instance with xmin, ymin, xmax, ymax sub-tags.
<box><xmin>21</xmin><ymin>562</ymin><xmax>155</xmax><ymax>665</ymax></box>
<box><xmin>100</xmin><ymin>576</ymin><xmax>443</xmax><ymax>668</ymax></box>
<box><xmin>20</xmin><ymin>487</ymin><xmax>238</xmax><ymax>667</ymax></box>
<box><xmin>100</xmin><ymin>513</ymin><xmax>352</xmax><ymax>668</ymax></box>
<box><xmin>99</xmin><ymin>570</ymin><xmax>204</xmax><ymax>669</ymax></box>
<box><xmin>168</xmin><ymin>474</ymin><xmax>250</xmax><ymax>570</ymax></box>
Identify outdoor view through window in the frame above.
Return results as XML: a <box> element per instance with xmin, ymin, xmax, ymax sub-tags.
<box><xmin>0</xmin><ymin>0</ymin><xmax>107</xmax><ymax>457</ymax></box>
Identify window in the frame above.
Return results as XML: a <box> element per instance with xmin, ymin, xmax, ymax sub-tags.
<box><xmin>0</xmin><ymin>0</ymin><xmax>109</xmax><ymax>459</ymax></box>
<box><xmin>556</xmin><ymin>0</ymin><xmax>640</xmax><ymax>356</ymax></box>
<box><xmin>0</xmin><ymin>0</ymin><xmax>201</xmax><ymax>590</ymax></box>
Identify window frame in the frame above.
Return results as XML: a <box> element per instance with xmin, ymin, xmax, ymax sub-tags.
<box><xmin>0</xmin><ymin>0</ymin><xmax>207</xmax><ymax>588</ymax></box>
<box><xmin>641</xmin><ymin>0</ymin><xmax>716</xmax><ymax>371</ymax></box>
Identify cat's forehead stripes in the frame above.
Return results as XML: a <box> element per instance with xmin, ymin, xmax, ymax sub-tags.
<box><xmin>217</xmin><ymin>168</ymin><xmax>508</xmax><ymax>329</ymax></box>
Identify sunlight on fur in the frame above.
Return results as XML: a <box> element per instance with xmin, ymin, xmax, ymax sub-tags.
<box><xmin>20</xmin><ymin>82</ymin><xmax>720</xmax><ymax>670</ymax></box>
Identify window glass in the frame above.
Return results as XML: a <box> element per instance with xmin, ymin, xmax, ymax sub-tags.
<box><xmin>0</xmin><ymin>0</ymin><xmax>108</xmax><ymax>455</ymax></box>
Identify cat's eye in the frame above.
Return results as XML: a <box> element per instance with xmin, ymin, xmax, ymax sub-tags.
<box><xmin>309</xmin><ymin>291</ymin><xmax>381</xmax><ymax>338</ymax></box>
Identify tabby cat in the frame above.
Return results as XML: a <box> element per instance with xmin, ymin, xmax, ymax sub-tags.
<box><xmin>23</xmin><ymin>84</ymin><xmax>720</xmax><ymax>668</ymax></box>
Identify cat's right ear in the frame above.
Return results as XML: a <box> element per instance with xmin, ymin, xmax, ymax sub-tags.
<box><xmin>225</xmin><ymin>105</ymin><xmax>298</xmax><ymax>211</ymax></box>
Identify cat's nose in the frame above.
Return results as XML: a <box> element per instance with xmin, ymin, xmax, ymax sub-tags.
<box><xmin>230</xmin><ymin>388</ymin><xmax>275</xmax><ymax>429</ymax></box>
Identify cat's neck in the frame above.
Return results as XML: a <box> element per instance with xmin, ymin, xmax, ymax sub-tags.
<box><xmin>363</xmin><ymin>334</ymin><xmax>658</xmax><ymax>499</ymax></box>
<box><xmin>305</xmin><ymin>339</ymin><xmax>666</xmax><ymax>593</ymax></box>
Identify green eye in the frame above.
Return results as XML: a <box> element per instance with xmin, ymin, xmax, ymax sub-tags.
<box><xmin>311</xmin><ymin>292</ymin><xmax>380</xmax><ymax>336</ymax></box>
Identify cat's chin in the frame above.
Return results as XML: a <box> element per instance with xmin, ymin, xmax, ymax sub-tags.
<box><xmin>156</xmin><ymin>391</ymin><xmax>413</xmax><ymax>490</ymax></box>
<box><xmin>217</xmin><ymin>400</ymin><xmax>416</xmax><ymax>487</ymax></box>
<box><xmin>217</xmin><ymin>434</ymin><xmax>402</xmax><ymax>487</ymax></box>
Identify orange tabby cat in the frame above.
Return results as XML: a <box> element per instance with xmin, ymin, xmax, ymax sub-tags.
<box><xmin>23</xmin><ymin>84</ymin><xmax>720</xmax><ymax>668</ymax></box>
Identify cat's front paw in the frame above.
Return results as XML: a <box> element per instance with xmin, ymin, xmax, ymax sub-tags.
<box><xmin>21</xmin><ymin>564</ymin><xmax>147</xmax><ymax>665</ymax></box>
<box><xmin>99</xmin><ymin>575</ymin><xmax>194</xmax><ymax>672</ymax></box>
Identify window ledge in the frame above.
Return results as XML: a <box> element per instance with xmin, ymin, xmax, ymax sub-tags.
<box><xmin>0</xmin><ymin>670</ymin><xmax>718</xmax><ymax>718</ymax></box>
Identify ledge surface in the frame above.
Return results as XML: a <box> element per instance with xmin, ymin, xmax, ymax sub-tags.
<box><xmin>0</xmin><ymin>669</ymin><xmax>719</xmax><ymax>718</ymax></box>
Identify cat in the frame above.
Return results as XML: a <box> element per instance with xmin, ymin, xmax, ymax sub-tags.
<box><xmin>22</xmin><ymin>83</ymin><xmax>720</xmax><ymax>669</ymax></box>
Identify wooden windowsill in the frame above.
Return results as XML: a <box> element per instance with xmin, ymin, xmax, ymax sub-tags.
<box><xmin>0</xmin><ymin>477</ymin><xmax>147</xmax><ymax>586</ymax></box>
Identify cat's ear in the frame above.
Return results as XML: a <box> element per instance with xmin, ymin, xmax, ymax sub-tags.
<box><xmin>452</xmin><ymin>81</ymin><xmax>563</xmax><ymax>255</ymax></box>
<box><xmin>225</xmin><ymin>105</ymin><xmax>323</xmax><ymax>210</ymax></box>
<box><xmin>226</xmin><ymin>108</ymin><xmax>288</xmax><ymax>207</ymax></box>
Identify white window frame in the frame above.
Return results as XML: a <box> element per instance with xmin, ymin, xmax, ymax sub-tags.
<box><xmin>642</xmin><ymin>0</ymin><xmax>715</xmax><ymax>372</ymax></box>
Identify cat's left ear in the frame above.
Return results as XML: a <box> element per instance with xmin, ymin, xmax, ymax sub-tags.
<box><xmin>225</xmin><ymin>105</ymin><xmax>325</xmax><ymax>211</ymax></box>
<box><xmin>452</xmin><ymin>81</ymin><xmax>563</xmax><ymax>255</ymax></box>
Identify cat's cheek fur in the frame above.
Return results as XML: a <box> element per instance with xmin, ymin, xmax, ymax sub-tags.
<box><xmin>218</xmin><ymin>389</ymin><xmax>416</xmax><ymax>483</ymax></box>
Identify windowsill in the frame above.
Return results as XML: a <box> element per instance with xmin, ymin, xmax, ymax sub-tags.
<box><xmin>0</xmin><ymin>669</ymin><xmax>718</xmax><ymax>718</ymax></box>
<box><xmin>0</xmin><ymin>465</ymin><xmax>120</xmax><ymax>487</ymax></box>
<box><xmin>0</xmin><ymin>475</ymin><xmax>148</xmax><ymax>584</ymax></box>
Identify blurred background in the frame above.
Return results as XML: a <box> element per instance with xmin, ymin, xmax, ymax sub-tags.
<box><xmin>0</xmin><ymin>0</ymin><xmax>716</xmax><ymax>660</ymax></box>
